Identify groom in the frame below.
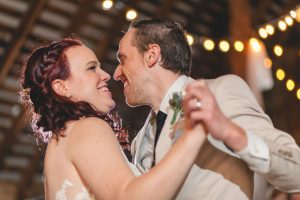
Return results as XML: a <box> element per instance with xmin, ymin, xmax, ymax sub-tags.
<box><xmin>113</xmin><ymin>18</ymin><xmax>300</xmax><ymax>199</ymax></box>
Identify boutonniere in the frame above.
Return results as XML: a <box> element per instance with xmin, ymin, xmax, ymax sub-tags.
<box><xmin>169</xmin><ymin>92</ymin><xmax>184</xmax><ymax>125</ymax></box>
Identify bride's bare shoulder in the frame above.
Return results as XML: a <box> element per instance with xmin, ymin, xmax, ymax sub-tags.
<box><xmin>67</xmin><ymin>117</ymin><xmax>115</xmax><ymax>143</ymax></box>
<box><xmin>73</xmin><ymin>117</ymin><xmax>111</xmax><ymax>131</ymax></box>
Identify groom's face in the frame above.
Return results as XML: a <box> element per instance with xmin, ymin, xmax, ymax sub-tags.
<box><xmin>114</xmin><ymin>29</ymin><xmax>149</xmax><ymax>106</ymax></box>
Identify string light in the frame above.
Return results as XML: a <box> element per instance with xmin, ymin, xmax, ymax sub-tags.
<box><xmin>186</xmin><ymin>34</ymin><xmax>194</xmax><ymax>46</ymax></box>
<box><xmin>203</xmin><ymin>39</ymin><xmax>215</xmax><ymax>51</ymax></box>
<box><xmin>234</xmin><ymin>41</ymin><xmax>244</xmax><ymax>52</ymax></box>
<box><xmin>286</xmin><ymin>79</ymin><xmax>295</xmax><ymax>91</ymax></box>
<box><xmin>264</xmin><ymin>58</ymin><xmax>272</xmax><ymax>68</ymax></box>
<box><xmin>276</xmin><ymin>69</ymin><xmax>285</xmax><ymax>81</ymax></box>
<box><xmin>265</xmin><ymin>24</ymin><xmax>275</xmax><ymax>35</ymax></box>
<box><xmin>258</xmin><ymin>28</ymin><xmax>268</xmax><ymax>38</ymax></box>
<box><xmin>278</xmin><ymin>20</ymin><xmax>287</xmax><ymax>31</ymax></box>
<box><xmin>126</xmin><ymin>9</ymin><xmax>137</xmax><ymax>21</ymax></box>
<box><xmin>284</xmin><ymin>16</ymin><xmax>294</xmax><ymax>26</ymax></box>
<box><xmin>249</xmin><ymin>38</ymin><xmax>261</xmax><ymax>52</ymax></box>
<box><xmin>273</xmin><ymin>45</ymin><xmax>283</xmax><ymax>57</ymax></box>
<box><xmin>297</xmin><ymin>89</ymin><xmax>300</xmax><ymax>100</ymax></box>
<box><xmin>290</xmin><ymin>10</ymin><xmax>297</xmax><ymax>18</ymax></box>
<box><xmin>219</xmin><ymin>40</ymin><xmax>230</xmax><ymax>52</ymax></box>
<box><xmin>102</xmin><ymin>0</ymin><xmax>113</xmax><ymax>10</ymax></box>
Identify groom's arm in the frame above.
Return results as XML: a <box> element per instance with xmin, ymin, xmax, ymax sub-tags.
<box><xmin>211</xmin><ymin>74</ymin><xmax>300</xmax><ymax>193</ymax></box>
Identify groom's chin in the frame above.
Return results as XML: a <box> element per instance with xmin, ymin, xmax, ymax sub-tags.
<box><xmin>125</xmin><ymin>98</ymin><xmax>139</xmax><ymax>108</ymax></box>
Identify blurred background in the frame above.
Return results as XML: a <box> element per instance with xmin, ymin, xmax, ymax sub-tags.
<box><xmin>0</xmin><ymin>0</ymin><xmax>299</xmax><ymax>199</ymax></box>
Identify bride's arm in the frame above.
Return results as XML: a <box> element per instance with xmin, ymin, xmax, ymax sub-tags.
<box><xmin>68</xmin><ymin>117</ymin><xmax>205</xmax><ymax>200</ymax></box>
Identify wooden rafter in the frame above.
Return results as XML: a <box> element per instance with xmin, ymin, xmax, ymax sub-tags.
<box><xmin>0</xmin><ymin>0</ymin><xmax>48</xmax><ymax>86</ymax></box>
<box><xmin>157</xmin><ymin>0</ymin><xmax>181</xmax><ymax>18</ymax></box>
<box><xmin>63</xmin><ymin>0</ymin><xmax>97</xmax><ymax>37</ymax></box>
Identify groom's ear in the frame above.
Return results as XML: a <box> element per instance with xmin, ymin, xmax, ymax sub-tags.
<box><xmin>145</xmin><ymin>44</ymin><xmax>161</xmax><ymax>68</ymax></box>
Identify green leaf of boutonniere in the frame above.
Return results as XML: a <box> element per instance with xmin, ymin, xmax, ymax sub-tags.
<box><xmin>169</xmin><ymin>92</ymin><xmax>183</xmax><ymax>125</ymax></box>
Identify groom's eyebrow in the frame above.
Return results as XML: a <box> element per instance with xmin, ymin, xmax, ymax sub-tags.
<box><xmin>86</xmin><ymin>60</ymin><xmax>99</xmax><ymax>66</ymax></box>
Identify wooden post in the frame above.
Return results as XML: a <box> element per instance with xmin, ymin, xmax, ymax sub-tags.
<box><xmin>228</xmin><ymin>0</ymin><xmax>252</xmax><ymax>80</ymax></box>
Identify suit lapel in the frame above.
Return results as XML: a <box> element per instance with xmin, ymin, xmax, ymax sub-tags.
<box><xmin>155</xmin><ymin>77</ymin><xmax>194</xmax><ymax>163</ymax></box>
<box><xmin>131</xmin><ymin>110</ymin><xmax>156</xmax><ymax>172</ymax></box>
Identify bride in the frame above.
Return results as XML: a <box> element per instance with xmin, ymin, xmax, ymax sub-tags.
<box><xmin>20</xmin><ymin>38</ymin><xmax>206</xmax><ymax>200</ymax></box>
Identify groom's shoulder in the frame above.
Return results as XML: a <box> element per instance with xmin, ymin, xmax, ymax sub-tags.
<box><xmin>203</xmin><ymin>74</ymin><xmax>246</xmax><ymax>89</ymax></box>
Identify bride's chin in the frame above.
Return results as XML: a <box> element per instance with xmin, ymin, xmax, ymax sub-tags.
<box><xmin>99</xmin><ymin>101</ymin><xmax>116</xmax><ymax>114</ymax></box>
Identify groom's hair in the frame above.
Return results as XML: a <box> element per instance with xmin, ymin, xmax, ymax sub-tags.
<box><xmin>129</xmin><ymin>18</ymin><xmax>191</xmax><ymax>76</ymax></box>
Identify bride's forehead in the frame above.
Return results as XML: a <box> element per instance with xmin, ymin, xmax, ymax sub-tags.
<box><xmin>65</xmin><ymin>46</ymin><xmax>97</xmax><ymax>64</ymax></box>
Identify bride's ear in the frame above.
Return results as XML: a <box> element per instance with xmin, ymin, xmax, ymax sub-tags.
<box><xmin>52</xmin><ymin>79</ymin><xmax>72</xmax><ymax>98</ymax></box>
<box><xmin>145</xmin><ymin>44</ymin><xmax>161</xmax><ymax>68</ymax></box>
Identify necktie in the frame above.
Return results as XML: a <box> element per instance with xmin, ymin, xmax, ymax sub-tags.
<box><xmin>152</xmin><ymin>111</ymin><xmax>167</xmax><ymax>166</ymax></box>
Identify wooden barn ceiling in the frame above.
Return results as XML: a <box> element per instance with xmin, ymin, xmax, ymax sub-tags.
<box><xmin>0</xmin><ymin>0</ymin><xmax>299</xmax><ymax>198</ymax></box>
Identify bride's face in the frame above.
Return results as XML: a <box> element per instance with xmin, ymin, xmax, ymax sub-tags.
<box><xmin>63</xmin><ymin>45</ymin><xmax>116</xmax><ymax>114</ymax></box>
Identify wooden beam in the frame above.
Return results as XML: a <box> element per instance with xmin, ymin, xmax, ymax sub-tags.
<box><xmin>157</xmin><ymin>0</ymin><xmax>181</xmax><ymax>18</ymax></box>
<box><xmin>0</xmin><ymin>0</ymin><xmax>48</xmax><ymax>86</ymax></box>
<box><xmin>252</xmin><ymin>0</ymin><xmax>273</xmax><ymax>25</ymax></box>
<box><xmin>94</xmin><ymin>9</ymin><xmax>129</xmax><ymax>60</ymax></box>
<box><xmin>63</xmin><ymin>0</ymin><xmax>96</xmax><ymax>37</ymax></box>
<box><xmin>228</xmin><ymin>0</ymin><xmax>252</xmax><ymax>80</ymax></box>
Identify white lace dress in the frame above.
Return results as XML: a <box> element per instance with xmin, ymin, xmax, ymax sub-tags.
<box><xmin>55</xmin><ymin>160</ymin><xmax>142</xmax><ymax>200</ymax></box>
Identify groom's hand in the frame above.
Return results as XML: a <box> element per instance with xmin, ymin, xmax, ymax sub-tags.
<box><xmin>183</xmin><ymin>80</ymin><xmax>248</xmax><ymax>152</ymax></box>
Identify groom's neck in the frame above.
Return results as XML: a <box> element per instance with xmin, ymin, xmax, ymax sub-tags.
<box><xmin>148</xmin><ymin>70</ymin><xmax>181</xmax><ymax>111</ymax></box>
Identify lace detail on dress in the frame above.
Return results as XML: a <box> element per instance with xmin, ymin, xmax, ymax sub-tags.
<box><xmin>55</xmin><ymin>179</ymin><xmax>94</xmax><ymax>200</ymax></box>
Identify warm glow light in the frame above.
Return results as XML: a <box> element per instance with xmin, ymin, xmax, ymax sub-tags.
<box><xmin>258</xmin><ymin>28</ymin><xmax>268</xmax><ymax>38</ymax></box>
<box><xmin>290</xmin><ymin>10</ymin><xmax>297</xmax><ymax>18</ymax></box>
<box><xmin>264</xmin><ymin>58</ymin><xmax>272</xmax><ymax>68</ymax></box>
<box><xmin>273</xmin><ymin>45</ymin><xmax>283</xmax><ymax>57</ymax></box>
<box><xmin>278</xmin><ymin>20</ymin><xmax>287</xmax><ymax>31</ymax></box>
<box><xmin>102</xmin><ymin>0</ymin><xmax>113</xmax><ymax>10</ymax></box>
<box><xmin>249</xmin><ymin>38</ymin><xmax>261</xmax><ymax>52</ymax></box>
<box><xmin>186</xmin><ymin>34</ymin><xmax>194</xmax><ymax>46</ymax></box>
<box><xmin>234</xmin><ymin>41</ymin><xmax>244</xmax><ymax>52</ymax></box>
<box><xmin>203</xmin><ymin>39</ymin><xmax>215</xmax><ymax>51</ymax></box>
<box><xmin>126</xmin><ymin>9</ymin><xmax>137</xmax><ymax>21</ymax></box>
<box><xmin>284</xmin><ymin>16</ymin><xmax>294</xmax><ymax>26</ymax></box>
<box><xmin>297</xmin><ymin>89</ymin><xmax>300</xmax><ymax>100</ymax></box>
<box><xmin>286</xmin><ymin>79</ymin><xmax>295</xmax><ymax>91</ymax></box>
<box><xmin>296</xmin><ymin>7</ymin><xmax>300</xmax><ymax>22</ymax></box>
<box><xmin>276</xmin><ymin>69</ymin><xmax>285</xmax><ymax>81</ymax></box>
<box><xmin>219</xmin><ymin>40</ymin><xmax>230</xmax><ymax>52</ymax></box>
<box><xmin>266</xmin><ymin>24</ymin><xmax>274</xmax><ymax>35</ymax></box>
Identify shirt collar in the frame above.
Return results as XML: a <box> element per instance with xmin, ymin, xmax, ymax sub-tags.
<box><xmin>158</xmin><ymin>75</ymin><xmax>188</xmax><ymax>114</ymax></box>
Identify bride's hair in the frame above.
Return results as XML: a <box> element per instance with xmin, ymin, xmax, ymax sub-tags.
<box><xmin>20</xmin><ymin>38</ymin><xmax>110</xmax><ymax>142</ymax></box>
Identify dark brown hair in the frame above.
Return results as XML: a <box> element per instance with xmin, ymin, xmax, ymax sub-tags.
<box><xmin>130</xmin><ymin>18</ymin><xmax>192</xmax><ymax>76</ymax></box>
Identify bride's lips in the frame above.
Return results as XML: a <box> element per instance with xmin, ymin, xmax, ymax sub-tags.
<box><xmin>98</xmin><ymin>85</ymin><xmax>112</xmax><ymax>96</ymax></box>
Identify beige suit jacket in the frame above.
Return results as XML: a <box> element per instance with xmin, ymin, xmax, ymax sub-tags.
<box><xmin>131</xmin><ymin>74</ymin><xmax>300</xmax><ymax>199</ymax></box>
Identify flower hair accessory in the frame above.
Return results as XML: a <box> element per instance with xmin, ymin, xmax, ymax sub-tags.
<box><xmin>169</xmin><ymin>92</ymin><xmax>184</xmax><ymax>125</ymax></box>
<box><xmin>20</xmin><ymin>88</ymin><xmax>52</xmax><ymax>143</ymax></box>
<box><xmin>19</xmin><ymin>88</ymin><xmax>32</xmax><ymax>104</ymax></box>
<box><xmin>31</xmin><ymin>113</ymin><xmax>53</xmax><ymax>143</ymax></box>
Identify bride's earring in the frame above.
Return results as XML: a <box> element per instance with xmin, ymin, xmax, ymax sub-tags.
<box><xmin>66</xmin><ymin>93</ymin><xmax>72</xmax><ymax>98</ymax></box>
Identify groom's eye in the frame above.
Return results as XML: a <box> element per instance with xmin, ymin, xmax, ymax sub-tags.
<box><xmin>88</xmin><ymin>66</ymin><xmax>97</xmax><ymax>71</ymax></box>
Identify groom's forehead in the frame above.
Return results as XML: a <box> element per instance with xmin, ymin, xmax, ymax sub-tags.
<box><xmin>121</xmin><ymin>28</ymin><xmax>136</xmax><ymax>44</ymax></box>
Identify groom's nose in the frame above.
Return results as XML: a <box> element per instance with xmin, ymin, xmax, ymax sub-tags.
<box><xmin>113</xmin><ymin>64</ymin><xmax>121</xmax><ymax>81</ymax></box>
